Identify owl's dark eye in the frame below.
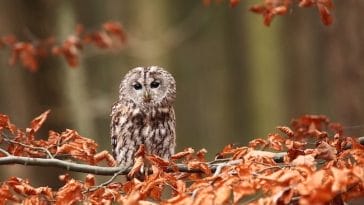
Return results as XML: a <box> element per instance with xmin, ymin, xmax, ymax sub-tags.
<box><xmin>150</xmin><ymin>81</ymin><xmax>160</xmax><ymax>88</ymax></box>
<box><xmin>133</xmin><ymin>82</ymin><xmax>142</xmax><ymax>90</ymax></box>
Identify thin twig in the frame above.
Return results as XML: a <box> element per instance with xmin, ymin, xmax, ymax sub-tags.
<box><xmin>164</xmin><ymin>182</ymin><xmax>179</xmax><ymax>193</ymax></box>
<box><xmin>0</xmin><ymin>148</ymin><xmax>10</xmax><ymax>156</ymax></box>
<box><xmin>208</xmin><ymin>158</ymin><xmax>233</xmax><ymax>164</ymax></box>
<box><xmin>1</xmin><ymin>134</ymin><xmax>54</xmax><ymax>159</ymax></box>
<box><xmin>212</xmin><ymin>159</ymin><xmax>243</xmax><ymax>177</ymax></box>
<box><xmin>86</xmin><ymin>168</ymin><xmax>126</xmax><ymax>192</ymax></box>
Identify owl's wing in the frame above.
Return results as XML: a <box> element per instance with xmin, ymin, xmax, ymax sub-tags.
<box><xmin>110</xmin><ymin>101</ymin><xmax>128</xmax><ymax>159</ymax></box>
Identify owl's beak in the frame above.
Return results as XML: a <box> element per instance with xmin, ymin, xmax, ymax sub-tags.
<box><xmin>144</xmin><ymin>91</ymin><xmax>151</xmax><ymax>102</ymax></box>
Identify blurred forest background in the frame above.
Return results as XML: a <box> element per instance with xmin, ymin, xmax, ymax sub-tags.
<box><xmin>0</xmin><ymin>0</ymin><xmax>364</xmax><ymax>187</ymax></box>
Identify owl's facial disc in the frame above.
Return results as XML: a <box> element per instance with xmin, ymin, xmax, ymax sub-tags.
<box><xmin>128</xmin><ymin>79</ymin><xmax>165</xmax><ymax>106</ymax></box>
<box><xmin>121</xmin><ymin>66</ymin><xmax>175</xmax><ymax>107</ymax></box>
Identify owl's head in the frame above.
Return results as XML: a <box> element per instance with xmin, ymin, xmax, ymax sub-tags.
<box><xmin>119</xmin><ymin>66</ymin><xmax>176</xmax><ymax>107</ymax></box>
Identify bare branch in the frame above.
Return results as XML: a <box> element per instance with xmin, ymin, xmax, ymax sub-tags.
<box><xmin>86</xmin><ymin>168</ymin><xmax>126</xmax><ymax>192</ymax></box>
<box><xmin>0</xmin><ymin>148</ymin><xmax>11</xmax><ymax>156</ymax></box>
<box><xmin>0</xmin><ymin>152</ymin><xmax>279</xmax><ymax>176</ymax></box>
<box><xmin>0</xmin><ymin>156</ymin><xmax>124</xmax><ymax>175</ymax></box>
<box><xmin>0</xmin><ymin>155</ymin><xmax>207</xmax><ymax>175</ymax></box>
<box><xmin>213</xmin><ymin>159</ymin><xmax>242</xmax><ymax>177</ymax></box>
<box><xmin>0</xmin><ymin>137</ymin><xmax>362</xmax><ymax>177</ymax></box>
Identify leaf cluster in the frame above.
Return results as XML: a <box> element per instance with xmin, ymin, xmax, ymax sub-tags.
<box><xmin>204</xmin><ymin>0</ymin><xmax>334</xmax><ymax>26</ymax></box>
<box><xmin>0</xmin><ymin>1</ymin><xmax>337</xmax><ymax>72</ymax></box>
<box><xmin>0</xmin><ymin>111</ymin><xmax>363</xmax><ymax>204</ymax></box>
<box><xmin>0</xmin><ymin>21</ymin><xmax>126</xmax><ymax>72</ymax></box>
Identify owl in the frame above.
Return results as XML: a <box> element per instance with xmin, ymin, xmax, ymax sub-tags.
<box><xmin>110</xmin><ymin>66</ymin><xmax>176</xmax><ymax>168</ymax></box>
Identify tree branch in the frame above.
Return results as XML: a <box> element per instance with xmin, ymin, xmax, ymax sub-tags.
<box><xmin>0</xmin><ymin>155</ymin><xmax>208</xmax><ymax>175</ymax></box>
<box><xmin>0</xmin><ymin>156</ymin><xmax>124</xmax><ymax>175</ymax></box>
<box><xmin>0</xmin><ymin>137</ymin><xmax>363</xmax><ymax>176</ymax></box>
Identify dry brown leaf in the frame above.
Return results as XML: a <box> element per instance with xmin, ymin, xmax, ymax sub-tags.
<box><xmin>128</xmin><ymin>156</ymin><xmax>144</xmax><ymax>178</ymax></box>
<box><xmin>316</xmin><ymin>141</ymin><xmax>337</xmax><ymax>160</ymax></box>
<box><xmin>103</xmin><ymin>21</ymin><xmax>127</xmax><ymax>43</ymax></box>
<box><xmin>232</xmin><ymin>180</ymin><xmax>255</xmax><ymax>203</ymax></box>
<box><xmin>175</xmin><ymin>180</ymin><xmax>186</xmax><ymax>194</ymax></box>
<box><xmin>94</xmin><ymin>150</ymin><xmax>116</xmax><ymax>166</ymax></box>
<box><xmin>29</xmin><ymin>110</ymin><xmax>50</xmax><ymax>133</ymax></box>
<box><xmin>297</xmin><ymin>170</ymin><xmax>335</xmax><ymax>204</ymax></box>
<box><xmin>23</xmin><ymin>196</ymin><xmax>50</xmax><ymax>205</ymax></box>
<box><xmin>5</xmin><ymin>177</ymin><xmax>53</xmax><ymax>200</ymax></box>
<box><xmin>149</xmin><ymin>184</ymin><xmax>162</xmax><ymax>201</ymax></box>
<box><xmin>0</xmin><ymin>183</ymin><xmax>20</xmax><ymax>204</ymax></box>
<box><xmin>55</xmin><ymin>179</ymin><xmax>83</xmax><ymax>205</ymax></box>
<box><xmin>171</xmin><ymin>147</ymin><xmax>194</xmax><ymax>160</ymax></box>
<box><xmin>187</xmin><ymin>161</ymin><xmax>211</xmax><ymax>175</ymax></box>
<box><xmin>165</xmin><ymin>194</ymin><xmax>192</xmax><ymax>205</ymax></box>
<box><xmin>216</xmin><ymin>144</ymin><xmax>235</xmax><ymax>158</ymax></box>
<box><xmin>84</xmin><ymin>174</ymin><xmax>95</xmax><ymax>188</ymax></box>
<box><xmin>246</xmin><ymin>150</ymin><xmax>276</xmax><ymax>159</ymax></box>
<box><xmin>214</xmin><ymin>184</ymin><xmax>231</xmax><ymax>204</ymax></box>
<box><xmin>120</xmin><ymin>189</ymin><xmax>142</xmax><ymax>205</ymax></box>
<box><xmin>58</xmin><ymin>174</ymin><xmax>70</xmax><ymax>183</ymax></box>
<box><xmin>196</xmin><ymin>148</ymin><xmax>207</xmax><ymax>161</ymax></box>
<box><xmin>277</xmin><ymin>126</ymin><xmax>295</xmax><ymax>138</ymax></box>
<box><xmin>331</xmin><ymin>167</ymin><xmax>349</xmax><ymax>193</ymax></box>
<box><xmin>287</xmin><ymin>148</ymin><xmax>305</xmax><ymax>161</ymax></box>
<box><xmin>232</xmin><ymin>147</ymin><xmax>249</xmax><ymax>159</ymax></box>
<box><xmin>268</xmin><ymin>133</ymin><xmax>285</xmax><ymax>151</ymax></box>
<box><xmin>291</xmin><ymin>155</ymin><xmax>316</xmax><ymax>167</ymax></box>
<box><xmin>0</xmin><ymin>114</ymin><xmax>17</xmax><ymax>133</ymax></box>
<box><xmin>56</xmin><ymin>129</ymin><xmax>98</xmax><ymax>163</ymax></box>
<box><xmin>285</xmin><ymin>139</ymin><xmax>306</xmax><ymax>150</ymax></box>
<box><xmin>147</xmin><ymin>154</ymin><xmax>170</xmax><ymax>168</ymax></box>
<box><xmin>248</xmin><ymin>138</ymin><xmax>268</xmax><ymax>149</ymax></box>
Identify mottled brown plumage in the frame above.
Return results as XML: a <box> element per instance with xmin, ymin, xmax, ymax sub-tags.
<box><xmin>110</xmin><ymin>66</ymin><xmax>176</xmax><ymax>168</ymax></box>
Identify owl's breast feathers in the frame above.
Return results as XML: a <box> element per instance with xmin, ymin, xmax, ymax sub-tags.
<box><xmin>110</xmin><ymin>101</ymin><xmax>176</xmax><ymax>167</ymax></box>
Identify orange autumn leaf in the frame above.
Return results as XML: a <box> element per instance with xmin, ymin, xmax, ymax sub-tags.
<box><xmin>29</xmin><ymin>110</ymin><xmax>50</xmax><ymax>133</ymax></box>
<box><xmin>128</xmin><ymin>157</ymin><xmax>145</xmax><ymax>178</ymax></box>
<box><xmin>2</xmin><ymin>21</ymin><xmax>126</xmax><ymax>71</ymax></box>
<box><xmin>187</xmin><ymin>161</ymin><xmax>211</xmax><ymax>175</ymax></box>
<box><xmin>55</xmin><ymin>179</ymin><xmax>83</xmax><ymax>205</ymax></box>
<box><xmin>277</xmin><ymin>126</ymin><xmax>295</xmax><ymax>138</ymax></box>
<box><xmin>232</xmin><ymin>180</ymin><xmax>256</xmax><ymax>203</ymax></box>
<box><xmin>84</xmin><ymin>174</ymin><xmax>95</xmax><ymax>188</ymax></box>
<box><xmin>0</xmin><ymin>114</ymin><xmax>17</xmax><ymax>133</ymax></box>
<box><xmin>291</xmin><ymin>155</ymin><xmax>316</xmax><ymax>167</ymax></box>
<box><xmin>248</xmin><ymin>138</ymin><xmax>268</xmax><ymax>149</ymax></box>
<box><xmin>93</xmin><ymin>150</ymin><xmax>117</xmax><ymax>166</ymax></box>
<box><xmin>267</xmin><ymin>133</ymin><xmax>285</xmax><ymax>151</ymax></box>
<box><xmin>171</xmin><ymin>147</ymin><xmax>195</xmax><ymax>160</ymax></box>
<box><xmin>1</xmin><ymin>111</ymin><xmax>364</xmax><ymax>204</ymax></box>
<box><xmin>315</xmin><ymin>141</ymin><xmax>337</xmax><ymax>160</ymax></box>
<box><xmin>55</xmin><ymin>129</ymin><xmax>98</xmax><ymax>163</ymax></box>
<box><xmin>0</xmin><ymin>184</ymin><xmax>21</xmax><ymax>203</ymax></box>
<box><xmin>214</xmin><ymin>184</ymin><xmax>231</xmax><ymax>204</ymax></box>
<box><xmin>52</xmin><ymin>36</ymin><xmax>81</xmax><ymax>67</ymax></box>
<box><xmin>103</xmin><ymin>21</ymin><xmax>127</xmax><ymax>43</ymax></box>
<box><xmin>9</xmin><ymin>42</ymin><xmax>38</xmax><ymax>72</ymax></box>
